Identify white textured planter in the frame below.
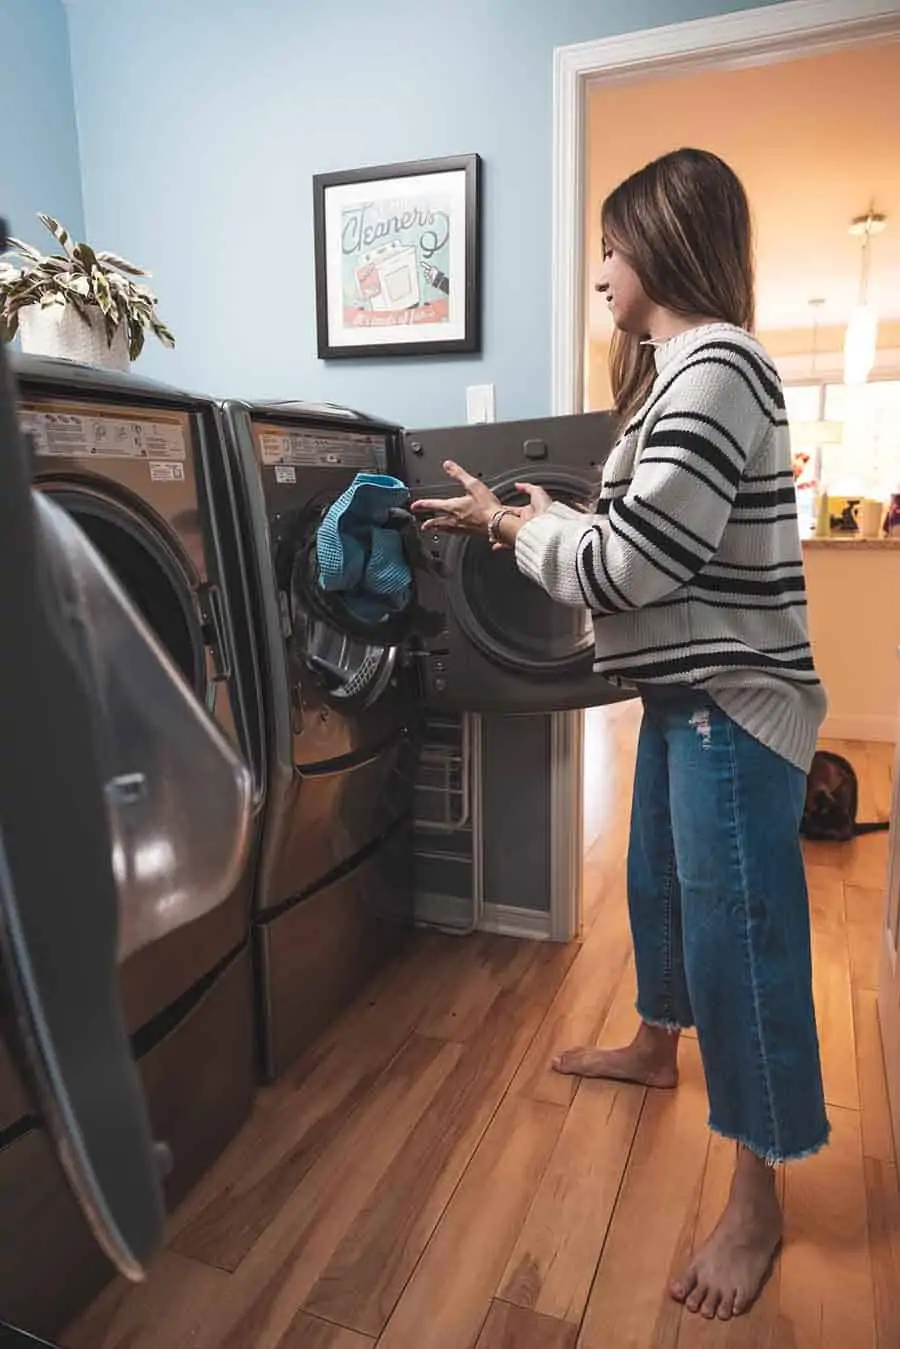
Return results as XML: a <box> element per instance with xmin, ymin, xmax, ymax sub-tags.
<box><xmin>19</xmin><ymin>303</ymin><xmax>130</xmax><ymax>372</ymax></box>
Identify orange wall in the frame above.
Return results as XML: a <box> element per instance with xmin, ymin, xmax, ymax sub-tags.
<box><xmin>585</xmin><ymin>41</ymin><xmax>900</xmax><ymax>409</ymax></box>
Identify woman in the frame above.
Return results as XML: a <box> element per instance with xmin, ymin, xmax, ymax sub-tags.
<box><xmin>412</xmin><ymin>148</ymin><xmax>828</xmax><ymax>1323</ymax></box>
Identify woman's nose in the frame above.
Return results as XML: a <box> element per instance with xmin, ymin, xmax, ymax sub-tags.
<box><xmin>594</xmin><ymin>279</ymin><xmax>609</xmax><ymax>293</ymax></box>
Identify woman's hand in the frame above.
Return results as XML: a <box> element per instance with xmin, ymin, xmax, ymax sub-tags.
<box><xmin>412</xmin><ymin>460</ymin><xmax>502</xmax><ymax>536</ymax></box>
<box><xmin>412</xmin><ymin>463</ymin><xmax>555</xmax><ymax>547</ymax></box>
<box><xmin>516</xmin><ymin>482</ymin><xmax>553</xmax><ymax>520</ymax></box>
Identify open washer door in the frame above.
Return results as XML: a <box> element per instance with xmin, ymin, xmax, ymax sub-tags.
<box><xmin>0</xmin><ymin>231</ymin><xmax>253</xmax><ymax>1306</ymax></box>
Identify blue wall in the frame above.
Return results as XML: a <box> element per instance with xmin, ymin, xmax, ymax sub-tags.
<box><xmin>0</xmin><ymin>0</ymin><xmax>84</xmax><ymax>250</ymax></box>
<box><xmin>60</xmin><ymin>0</ymin><xmax>783</xmax><ymax>426</ymax></box>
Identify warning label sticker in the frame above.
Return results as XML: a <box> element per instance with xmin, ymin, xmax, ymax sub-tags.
<box><xmin>274</xmin><ymin>465</ymin><xmax>297</xmax><ymax>484</ymax></box>
<box><xmin>20</xmin><ymin>402</ymin><xmax>189</xmax><ymax>462</ymax></box>
<box><xmin>256</xmin><ymin>428</ymin><xmax>385</xmax><ymax>470</ymax></box>
<box><xmin>149</xmin><ymin>461</ymin><xmax>185</xmax><ymax>483</ymax></box>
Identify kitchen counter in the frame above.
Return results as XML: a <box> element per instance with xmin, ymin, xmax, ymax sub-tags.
<box><xmin>803</xmin><ymin>536</ymin><xmax>900</xmax><ymax>551</ymax></box>
<box><xmin>804</xmin><ymin>541</ymin><xmax>900</xmax><ymax>742</ymax></box>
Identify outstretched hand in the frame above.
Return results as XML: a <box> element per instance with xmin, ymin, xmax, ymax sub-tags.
<box><xmin>411</xmin><ymin>460</ymin><xmax>501</xmax><ymax>534</ymax></box>
<box><xmin>412</xmin><ymin>460</ymin><xmax>554</xmax><ymax>546</ymax></box>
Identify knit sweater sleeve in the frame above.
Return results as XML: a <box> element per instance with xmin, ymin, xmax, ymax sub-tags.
<box><xmin>514</xmin><ymin>347</ymin><xmax>775</xmax><ymax>612</ymax></box>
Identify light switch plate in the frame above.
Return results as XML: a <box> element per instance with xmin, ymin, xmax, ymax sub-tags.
<box><xmin>466</xmin><ymin>384</ymin><xmax>496</xmax><ymax>425</ymax></box>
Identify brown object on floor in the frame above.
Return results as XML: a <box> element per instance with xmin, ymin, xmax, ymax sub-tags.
<box><xmin>64</xmin><ymin>710</ymin><xmax>899</xmax><ymax>1349</ymax></box>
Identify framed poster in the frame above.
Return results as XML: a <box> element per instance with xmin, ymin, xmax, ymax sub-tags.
<box><xmin>313</xmin><ymin>154</ymin><xmax>481</xmax><ymax>360</ymax></box>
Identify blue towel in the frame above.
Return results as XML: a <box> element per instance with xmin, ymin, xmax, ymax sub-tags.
<box><xmin>316</xmin><ymin>473</ymin><xmax>413</xmax><ymax>624</ymax></box>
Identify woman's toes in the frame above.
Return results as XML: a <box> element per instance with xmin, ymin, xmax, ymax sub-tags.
<box><xmin>686</xmin><ymin>1284</ymin><xmax>707</xmax><ymax>1314</ymax></box>
<box><xmin>700</xmin><ymin>1290</ymin><xmax>722</xmax><ymax>1319</ymax></box>
<box><xmin>669</xmin><ymin>1267</ymin><xmax>696</xmax><ymax>1304</ymax></box>
<box><xmin>717</xmin><ymin>1291</ymin><xmax>737</xmax><ymax>1321</ymax></box>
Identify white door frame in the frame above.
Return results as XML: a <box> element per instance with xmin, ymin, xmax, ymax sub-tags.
<box><xmin>548</xmin><ymin>0</ymin><xmax>900</xmax><ymax>945</ymax></box>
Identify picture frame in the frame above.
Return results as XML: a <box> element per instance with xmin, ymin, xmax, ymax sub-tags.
<box><xmin>313</xmin><ymin>154</ymin><xmax>482</xmax><ymax>360</ymax></box>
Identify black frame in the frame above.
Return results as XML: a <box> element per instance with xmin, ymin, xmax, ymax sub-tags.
<box><xmin>313</xmin><ymin>154</ymin><xmax>482</xmax><ymax>360</ymax></box>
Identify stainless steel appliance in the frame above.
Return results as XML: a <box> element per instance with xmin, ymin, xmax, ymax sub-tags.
<box><xmin>0</xmin><ymin>355</ymin><xmax>266</xmax><ymax>1338</ymax></box>
<box><xmin>220</xmin><ymin>400</ymin><xmax>416</xmax><ymax>1080</ymax></box>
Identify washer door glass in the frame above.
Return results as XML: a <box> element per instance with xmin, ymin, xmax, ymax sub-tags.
<box><xmin>43</xmin><ymin>486</ymin><xmax>205</xmax><ymax>696</ymax></box>
<box><xmin>288</xmin><ymin>549</ymin><xmax>396</xmax><ymax>707</ymax></box>
<box><xmin>449</xmin><ymin>471</ymin><xmax>595</xmax><ymax>677</ymax></box>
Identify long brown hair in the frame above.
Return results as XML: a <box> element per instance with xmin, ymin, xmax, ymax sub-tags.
<box><xmin>601</xmin><ymin>148</ymin><xmax>755</xmax><ymax>424</ymax></box>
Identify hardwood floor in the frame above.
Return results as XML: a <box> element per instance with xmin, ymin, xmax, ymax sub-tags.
<box><xmin>64</xmin><ymin>705</ymin><xmax>900</xmax><ymax>1349</ymax></box>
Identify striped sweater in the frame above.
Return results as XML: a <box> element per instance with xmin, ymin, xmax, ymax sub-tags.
<box><xmin>515</xmin><ymin>322</ymin><xmax>826</xmax><ymax>771</ymax></box>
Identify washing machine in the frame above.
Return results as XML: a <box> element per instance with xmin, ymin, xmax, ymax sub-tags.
<box><xmin>220</xmin><ymin>400</ymin><xmax>416</xmax><ymax>1081</ymax></box>
<box><xmin>0</xmin><ymin>355</ymin><xmax>266</xmax><ymax>1337</ymax></box>
<box><xmin>402</xmin><ymin>411</ymin><xmax>630</xmax><ymax>711</ymax></box>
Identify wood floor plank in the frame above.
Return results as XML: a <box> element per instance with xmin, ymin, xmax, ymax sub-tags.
<box><xmin>64</xmin><ymin>1252</ymin><xmax>232</xmax><ymax>1349</ymax></box>
<box><xmin>418</xmin><ymin>933</ymin><xmax>536</xmax><ymax>1043</ymax></box>
<box><xmin>374</xmin><ymin>1096</ymin><xmax>566</xmax><ymax>1349</ymax></box>
<box><xmin>855</xmin><ymin>988</ymin><xmax>896</xmax><ymax>1164</ymax></box>
<box><xmin>846</xmin><ymin>885</ymin><xmax>885</xmax><ymax>993</ymax></box>
<box><xmin>863</xmin><ymin>1157</ymin><xmax>900</xmax><ymax>1349</ymax></box>
<box><xmin>499</xmin><ymin>1075</ymin><xmax>644</xmax><ymax>1323</ymax></box>
<box><xmin>808</xmin><ymin>870</ymin><xmax>859</xmax><ymax>1111</ymax></box>
<box><xmin>508</xmin><ymin>893</ymin><xmax>633</xmax><ymax>1108</ymax></box>
<box><xmin>275</xmin><ymin>1312</ymin><xmax>373</xmax><ymax>1348</ymax></box>
<box><xmin>475</xmin><ymin>1300</ymin><xmax>578</xmax><ymax>1349</ymax></box>
<box><xmin>675</xmin><ymin>1133</ymin><xmax>784</xmax><ymax>1349</ymax></box>
<box><xmin>161</xmin><ymin>1034</ymin><xmax>461</xmax><ymax>1349</ymax></box>
<box><xmin>843</xmin><ymin>834</ymin><xmax>891</xmax><ymax>891</ymax></box>
<box><xmin>170</xmin><ymin>931</ymin><xmax>469</xmax><ymax>1269</ymax></box>
<box><xmin>300</xmin><ymin>943</ymin><xmax>576</xmax><ymax>1338</ymax></box>
<box><xmin>577</xmin><ymin>1038</ymin><xmax>710</xmax><ymax>1349</ymax></box>
<box><xmin>865</xmin><ymin>743</ymin><xmax>894</xmax><ymax>823</ymax></box>
<box><xmin>777</xmin><ymin>1103</ymin><xmax>876</xmax><ymax>1349</ymax></box>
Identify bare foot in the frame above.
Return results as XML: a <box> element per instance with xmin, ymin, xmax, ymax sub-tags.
<box><xmin>551</xmin><ymin>1021</ymin><xmax>679</xmax><ymax>1089</ymax></box>
<box><xmin>671</xmin><ymin>1146</ymin><xmax>783</xmax><ymax>1320</ymax></box>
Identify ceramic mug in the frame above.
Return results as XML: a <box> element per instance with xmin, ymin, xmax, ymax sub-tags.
<box><xmin>858</xmin><ymin>498</ymin><xmax>884</xmax><ymax>539</ymax></box>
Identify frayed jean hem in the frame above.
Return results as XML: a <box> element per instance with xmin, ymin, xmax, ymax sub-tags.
<box><xmin>636</xmin><ymin>1002</ymin><xmax>693</xmax><ymax>1033</ymax></box>
<box><xmin>707</xmin><ymin>1117</ymin><xmax>832</xmax><ymax>1167</ymax></box>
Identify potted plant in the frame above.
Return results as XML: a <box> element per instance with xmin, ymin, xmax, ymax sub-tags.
<box><xmin>0</xmin><ymin>214</ymin><xmax>175</xmax><ymax>372</ymax></box>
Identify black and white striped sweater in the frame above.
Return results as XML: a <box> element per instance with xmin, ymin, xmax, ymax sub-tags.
<box><xmin>515</xmin><ymin>323</ymin><xmax>826</xmax><ymax>771</ymax></box>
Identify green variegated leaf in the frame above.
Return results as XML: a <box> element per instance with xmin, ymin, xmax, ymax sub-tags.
<box><xmin>7</xmin><ymin>237</ymin><xmax>43</xmax><ymax>262</ymax></box>
<box><xmin>91</xmin><ymin>266</ymin><xmax>113</xmax><ymax>314</ymax></box>
<box><xmin>96</xmin><ymin>251</ymin><xmax>150</xmax><ymax>277</ymax></box>
<box><xmin>38</xmin><ymin>214</ymin><xmax>76</xmax><ymax>257</ymax></box>
<box><xmin>73</xmin><ymin>242</ymin><xmax>100</xmax><ymax>275</ymax></box>
<box><xmin>151</xmin><ymin>321</ymin><xmax>176</xmax><ymax>349</ymax></box>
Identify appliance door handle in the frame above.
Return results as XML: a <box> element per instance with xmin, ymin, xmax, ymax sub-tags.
<box><xmin>200</xmin><ymin>582</ymin><xmax>233</xmax><ymax>682</ymax></box>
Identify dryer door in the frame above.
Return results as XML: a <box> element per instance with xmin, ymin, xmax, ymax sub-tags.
<box><xmin>403</xmin><ymin>411</ymin><xmax>633</xmax><ymax>713</ymax></box>
<box><xmin>0</xmin><ymin>307</ymin><xmax>252</xmax><ymax>1291</ymax></box>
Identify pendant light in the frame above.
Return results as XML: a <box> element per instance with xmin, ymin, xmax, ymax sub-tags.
<box><xmin>844</xmin><ymin>211</ymin><xmax>887</xmax><ymax>385</ymax></box>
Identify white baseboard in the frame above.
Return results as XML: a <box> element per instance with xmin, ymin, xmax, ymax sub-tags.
<box><xmin>414</xmin><ymin>893</ymin><xmax>552</xmax><ymax>941</ymax></box>
<box><xmin>480</xmin><ymin>903</ymin><xmax>552</xmax><ymax>941</ymax></box>
<box><xmin>821</xmin><ymin>714</ymin><xmax>897</xmax><ymax>744</ymax></box>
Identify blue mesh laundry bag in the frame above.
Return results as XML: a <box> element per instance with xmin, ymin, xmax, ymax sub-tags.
<box><xmin>316</xmin><ymin>473</ymin><xmax>413</xmax><ymax>624</ymax></box>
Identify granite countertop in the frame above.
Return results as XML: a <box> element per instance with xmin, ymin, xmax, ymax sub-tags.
<box><xmin>802</xmin><ymin>536</ymin><xmax>900</xmax><ymax>550</ymax></box>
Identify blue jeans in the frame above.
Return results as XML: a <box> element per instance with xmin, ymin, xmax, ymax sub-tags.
<box><xmin>629</xmin><ymin>687</ymin><xmax>829</xmax><ymax>1163</ymax></box>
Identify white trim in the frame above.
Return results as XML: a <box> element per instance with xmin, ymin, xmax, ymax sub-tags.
<box><xmin>414</xmin><ymin>893</ymin><xmax>552</xmax><ymax>942</ymax></box>
<box><xmin>550</xmin><ymin>709</ymin><xmax>584</xmax><ymax>941</ymax></box>
<box><xmin>479</xmin><ymin>903</ymin><xmax>553</xmax><ymax>942</ymax></box>
<box><xmin>551</xmin><ymin>0</ymin><xmax>900</xmax><ymax>418</ymax></box>
<box><xmin>821</xmin><ymin>713</ymin><xmax>897</xmax><ymax>744</ymax></box>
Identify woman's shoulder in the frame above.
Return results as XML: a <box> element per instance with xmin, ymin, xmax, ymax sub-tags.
<box><xmin>656</xmin><ymin>324</ymin><xmax>784</xmax><ymax>412</ymax></box>
<box><xmin>666</xmin><ymin>324</ymin><xmax>780</xmax><ymax>384</ymax></box>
